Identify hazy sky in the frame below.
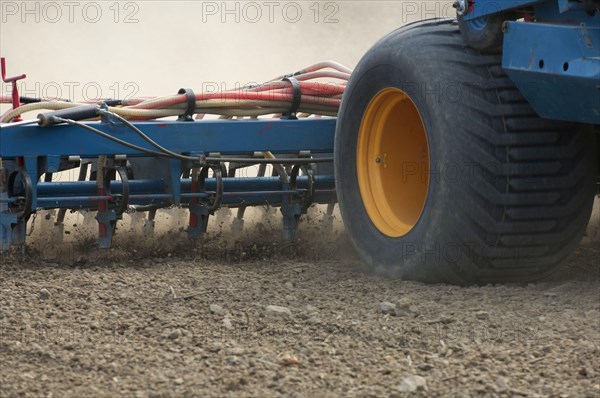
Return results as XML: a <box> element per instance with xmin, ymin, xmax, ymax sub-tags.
<box><xmin>1</xmin><ymin>1</ymin><xmax>453</xmax><ymax>109</ymax></box>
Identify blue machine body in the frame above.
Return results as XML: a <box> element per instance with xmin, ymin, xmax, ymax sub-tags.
<box><xmin>465</xmin><ymin>0</ymin><xmax>600</xmax><ymax>124</ymax></box>
<box><xmin>0</xmin><ymin>118</ymin><xmax>337</xmax><ymax>249</ymax></box>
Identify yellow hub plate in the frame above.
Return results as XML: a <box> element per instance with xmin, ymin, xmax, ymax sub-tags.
<box><xmin>357</xmin><ymin>88</ymin><xmax>430</xmax><ymax>238</ymax></box>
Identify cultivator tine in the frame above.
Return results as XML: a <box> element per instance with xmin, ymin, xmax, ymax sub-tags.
<box><xmin>143</xmin><ymin>209</ymin><xmax>156</xmax><ymax>237</ymax></box>
<box><xmin>321</xmin><ymin>203</ymin><xmax>336</xmax><ymax>232</ymax></box>
<box><xmin>0</xmin><ymin>161</ymin><xmax>11</xmax><ymax>252</ymax></box>
<box><xmin>188</xmin><ymin>164</ymin><xmax>224</xmax><ymax>239</ymax></box>
<box><xmin>0</xmin><ymin>212</ymin><xmax>17</xmax><ymax>252</ymax></box>
<box><xmin>92</xmin><ymin>156</ymin><xmax>131</xmax><ymax>249</ymax></box>
<box><xmin>129</xmin><ymin>211</ymin><xmax>146</xmax><ymax>233</ymax></box>
<box><xmin>48</xmin><ymin>206</ymin><xmax>71</xmax><ymax>244</ymax></box>
<box><xmin>187</xmin><ymin>167</ymin><xmax>207</xmax><ymax>238</ymax></box>
<box><xmin>231</xmin><ymin>207</ymin><xmax>246</xmax><ymax>237</ymax></box>
<box><xmin>215</xmin><ymin>207</ymin><xmax>232</xmax><ymax>228</ymax></box>
<box><xmin>10</xmin><ymin>218</ymin><xmax>26</xmax><ymax>246</ymax></box>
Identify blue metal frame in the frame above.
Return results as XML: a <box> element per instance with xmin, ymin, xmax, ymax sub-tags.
<box><xmin>0</xmin><ymin>118</ymin><xmax>337</xmax><ymax>250</ymax></box>
<box><xmin>463</xmin><ymin>0</ymin><xmax>600</xmax><ymax>124</ymax></box>
<box><xmin>503</xmin><ymin>21</ymin><xmax>600</xmax><ymax>124</ymax></box>
<box><xmin>0</xmin><ymin>118</ymin><xmax>336</xmax><ymax>158</ymax></box>
<box><xmin>463</xmin><ymin>0</ymin><xmax>544</xmax><ymax>20</ymax></box>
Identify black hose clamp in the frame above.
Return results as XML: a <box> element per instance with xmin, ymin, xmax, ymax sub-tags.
<box><xmin>282</xmin><ymin>76</ymin><xmax>302</xmax><ymax>120</ymax></box>
<box><xmin>177</xmin><ymin>88</ymin><xmax>196</xmax><ymax>121</ymax></box>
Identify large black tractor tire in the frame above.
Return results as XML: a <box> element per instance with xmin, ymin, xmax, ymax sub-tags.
<box><xmin>334</xmin><ymin>19</ymin><xmax>597</xmax><ymax>284</ymax></box>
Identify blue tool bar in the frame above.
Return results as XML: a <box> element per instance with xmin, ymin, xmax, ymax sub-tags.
<box><xmin>6</xmin><ymin>176</ymin><xmax>336</xmax><ymax>209</ymax></box>
<box><xmin>0</xmin><ymin>118</ymin><xmax>336</xmax><ymax>158</ymax></box>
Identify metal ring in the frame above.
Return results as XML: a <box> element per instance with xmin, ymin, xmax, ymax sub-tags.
<box><xmin>199</xmin><ymin>164</ymin><xmax>224</xmax><ymax>213</ymax></box>
<box><xmin>7</xmin><ymin>169</ymin><xmax>33</xmax><ymax>218</ymax></box>
<box><xmin>103</xmin><ymin>166</ymin><xmax>130</xmax><ymax>214</ymax></box>
<box><xmin>290</xmin><ymin>164</ymin><xmax>315</xmax><ymax>210</ymax></box>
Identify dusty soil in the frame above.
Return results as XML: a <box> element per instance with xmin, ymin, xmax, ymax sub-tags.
<box><xmin>1</xmin><ymin>210</ymin><xmax>599</xmax><ymax>398</ymax></box>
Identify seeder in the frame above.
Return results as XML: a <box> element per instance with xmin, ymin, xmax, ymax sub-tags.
<box><xmin>0</xmin><ymin>61</ymin><xmax>347</xmax><ymax>249</ymax></box>
<box><xmin>2</xmin><ymin>0</ymin><xmax>599</xmax><ymax>284</ymax></box>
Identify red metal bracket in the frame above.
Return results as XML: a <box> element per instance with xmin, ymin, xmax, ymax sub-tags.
<box><xmin>1</xmin><ymin>57</ymin><xmax>26</xmax><ymax>121</ymax></box>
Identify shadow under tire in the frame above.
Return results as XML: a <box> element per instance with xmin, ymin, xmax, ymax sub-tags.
<box><xmin>334</xmin><ymin>19</ymin><xmax>597</xmax><ymax>284</ymax></box>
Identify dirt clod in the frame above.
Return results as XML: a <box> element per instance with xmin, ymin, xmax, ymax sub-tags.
<box><xmin>397</xmin><ymin>374</ymin><xmax>427</xmax><ymax>392</ymax></box>
<box><xmin>379</xmin><ymin>301</ymin><xmax>396</xmax><ymax>315</ymax></box>
<box><xmin>265</xmin><ymin>305</ymin><xmax>292</xmax><ymax>318</ymax></box>
<box><xmin>474</xmin><ymin>310</ymin><xmax>490</xmax><ymax>320</ymax></box>
<box><xmin>38</xmin><ymin>288</ymin><xmax>50</xmax><ymax>300</ymax></box>
<box><xmin>168</xmin><ymin>329</ymin><xmax>182</xmax><ymax>340</ymax></box>
<box><xmin>209</xmin><ymin>304</ymin><xmax>228</xmax><ymax>316</ymax></box>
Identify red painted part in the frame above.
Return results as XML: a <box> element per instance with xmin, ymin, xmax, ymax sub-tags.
<box><xmin>189</xmin><ymin>213</ymin><xmax>197</xmax><ymax>229</ymax></box>
<box><xmin>468</xmin><ymin>0</ymin><xmax>475</xmax><ymax>14</ymax></box>
<box><xmin>1</xmin><ymin>57</ymin><xmax>26</xmax><ymax>122</ymax></box>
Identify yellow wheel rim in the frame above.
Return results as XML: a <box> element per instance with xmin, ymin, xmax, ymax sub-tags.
<box><xmin>357</xmin><ymin>88</ymin><xmax>430</xmax><ymax>238</ymax></box>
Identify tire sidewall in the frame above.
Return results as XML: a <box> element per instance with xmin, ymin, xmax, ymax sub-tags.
<box><xmin>335</xmin><ymin>53</ymin><xmax>459</xmax><ymax>282</ymax></box>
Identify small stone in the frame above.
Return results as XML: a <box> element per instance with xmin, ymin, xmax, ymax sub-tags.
<box><xmin>475</xmin><ymin>310</ymin><xmax>489</xmax><ymax>320</ymax></box>
<box><xmin>210</xmin><ymin>304</ymin><xmax>228</xmax><ymax>316</ymax></box>
<box><xmin>39</xmin><ymin>288</ymin><xmax>50</xmax><ymax>300</ymax></box>
<box><xmin>379</xmin><ymin>301</ymin><xmax>396</xmax><ymax>315</ymax></box>
<box><xmin>496</xmin><ymin>376</ymin><xmax>508</xmax><ymax>390</ymax></box>
<box><xmin>168</xmin><ymin>329</ymin><xmax>182</xmax><ymax>340</ymax></box>
<box><xmin>222</xmin><ymin>316</ymin><xmax>233</xmax><ymax>330</ymax></box>
<box><xmin>439</xmin><ymin>315</ymin><xmax>454</xmax><ymax>324</ymax></box>
<box><xmin>229</xmin><ymin>346</ymin><xmax>245</xmax><ymax>355</ymax></box>
<box><xmin>265</xmin><ymin>305</ymin><xmax>292</xmax><ymax>317</ymax></box>
<box><xmin>543</xmin><ymin>292</ymin><xmax>557</xmax><ymax>298</ymax></box>
<box><xmin>174</xmin><ymin>378</ymin><xmax>183</xmax><ymax>385</ymax></box>
<box><xmin>228</xmin><ymin>355</ymin><xmax>242</xmax><ymax>365</ymax></box>
<box><xmin>394</xmin><ymin>308</ymin><xmax>409</xmax><ymax>317</ymax></box>
<box><xmin>279</xmin><ymin>354</ymin><xmax>301</xmax><ymax>366</ymax></box>
<box><xmin>395</xmin><ymin>298</ymin><xmax>418</xmax><ymax>317</ymax></box>
<box><xmin>305</xmin><ymin>304</ymin><xmax>319</xmax><ymax>313</ymax></box>
<box><xmin>284</xmin><ymin>281</ymin><xmax>294</xmax><ymax>289</ymax></box>
<box><xmin>397</xmin><ymin>375</ymin><xmax>427</xmax><ymax>392</ymax></box>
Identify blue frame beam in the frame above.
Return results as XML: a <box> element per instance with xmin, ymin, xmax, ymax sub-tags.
<box><xmin>0</xmin><ymin>118</ymin><xmax>336</xmax><ymax>158</ymax></box>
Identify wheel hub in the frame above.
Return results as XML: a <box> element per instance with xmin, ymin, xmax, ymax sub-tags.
<box><xmin>356</xmin><ymin>88</ymin><xmax>430</xmax><ymax>238</ymax></box>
